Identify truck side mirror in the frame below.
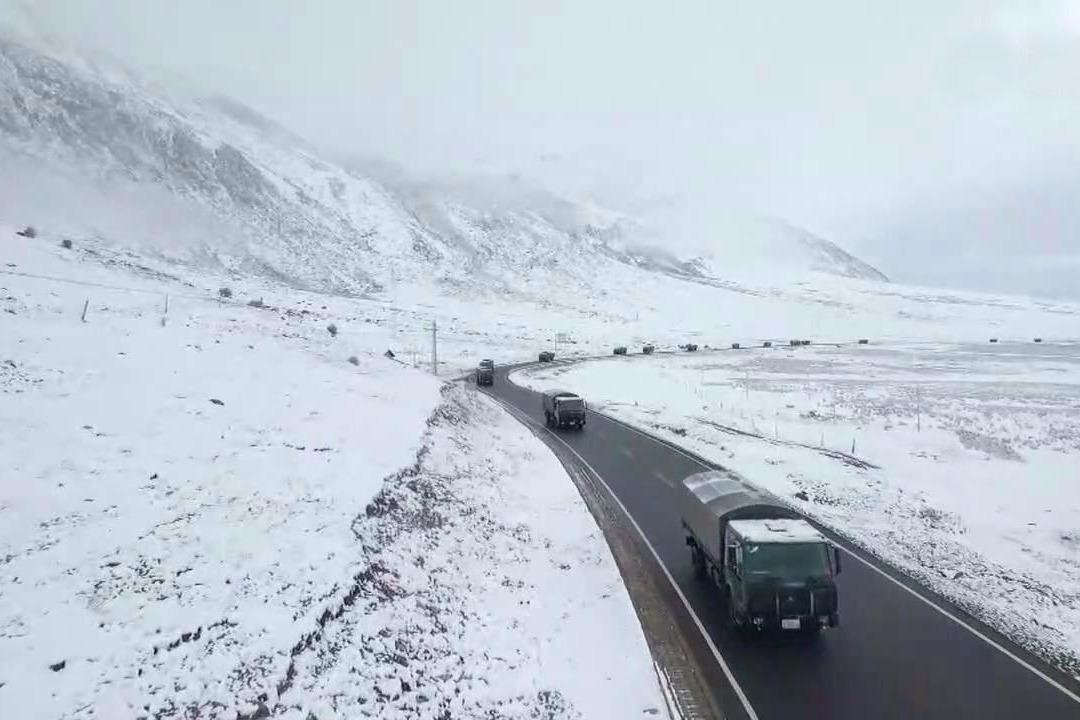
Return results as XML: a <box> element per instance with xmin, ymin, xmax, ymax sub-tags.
<box><xmin>833</xmin><ymin>547</ymin><xmax>842</xmax><ymax>575</ymax></box>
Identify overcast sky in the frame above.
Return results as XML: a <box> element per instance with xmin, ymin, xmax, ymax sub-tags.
<box><xmin>10</xmin><ymin>0</ymin><xmax>1080</xmax><ymax>297</ymax></box>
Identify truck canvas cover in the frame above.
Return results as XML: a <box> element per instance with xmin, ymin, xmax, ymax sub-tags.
<box><xmin>679</xmin><ymin>471</ymin><xmax>800</xmax><ymax>560</ymax></box>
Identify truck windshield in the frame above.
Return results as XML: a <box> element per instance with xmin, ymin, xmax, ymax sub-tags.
<box><xmin>557</xmin><ymin>398</ymin><xmax>584</xmax><ymax>412</ymax></box>
<box><xmin>744</xmin><ymin>542</ymin><xmax>830</xmax><ymax>580</ymax></box>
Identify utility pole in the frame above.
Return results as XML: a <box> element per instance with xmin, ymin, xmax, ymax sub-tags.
<box><xmin>916</xmin><ymin>385</ymin><xmax>922</xmax><ymax>432</ymax></box>
<box><xmin>431</xmin><ymin>319</ymin><xmax>438</xmax><ymax>376</ymax></box>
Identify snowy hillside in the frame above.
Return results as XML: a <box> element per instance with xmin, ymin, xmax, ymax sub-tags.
<box><xmin>0</xmin><ymin>29</ymin><xmax>887</xmax><ymax>307</ymax></box>
<box><xmin>0</xmin><ymin>228</ymin><xmax>665</xmax><ymax>719</ymax></box>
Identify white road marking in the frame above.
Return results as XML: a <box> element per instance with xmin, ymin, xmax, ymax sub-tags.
<box><xmin>653</xmin><ymin>469</ymin><xmax>675</xmax><ymax>488</ymax></box>
<box><xmin>592</xmin><ymin>405</ymin><xmax>1080</xmax><ymax>706</ymax></box>
<box><xmin>485</xmin><ymin>393</ymin><xmax>760</xmax><ymax>720</ymax></box>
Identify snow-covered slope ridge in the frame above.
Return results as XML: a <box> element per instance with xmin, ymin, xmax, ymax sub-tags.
<box><xmin>0</xmin><ymin>31</ymin><xmax>881</xmax><ymax>299</ymax></box>
<box><xmin>0</xmin><ymin>228</ymin><xmax>664</xmax><ymax>719</ymax></box>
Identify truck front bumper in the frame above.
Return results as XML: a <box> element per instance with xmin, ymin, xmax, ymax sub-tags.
<box><xmin>749</xmin><ymin>612</ymin><xmax>839</xmax><ymax>631</ymax></box>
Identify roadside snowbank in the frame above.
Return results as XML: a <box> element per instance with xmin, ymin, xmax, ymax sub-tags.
<box><xmin>514</xmin><ymin>345</ymin><xmax>1080</xmax><ymax>679</ymax></box>
<box><xmin>0</xmin><ymin>229</ymin><xmax>662</xmax><ymax>718</ymax></box>
<box><xmin>279</xmin><ymin>385</ymin><xmax>664</xmax><ymax>720</ymax></box>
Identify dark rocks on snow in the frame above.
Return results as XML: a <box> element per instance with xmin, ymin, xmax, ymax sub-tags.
<box><xmin>49</xmin><ymin>660</ymin><xmax>66</xmax><ymax>672</ymax></box>
<box><xmin>16</xmin><ymin>226</ymin><xmax>37</xmax><ymax>238</ymax></box>
<box><xmin>250</xmin><ymin>702</ymin><xmax>271</xmax><ymax>719</ymax></box>
<box><xmin>348</xmin><ymin>356</ymin><xmax>359</xmax><ymax>366</ymax></box>
<box><xmin>209</xmin><ymin>398</ymin><xmax>225</xmax><ymax>406</ymax></box>
<box><xmin>794</xmin><ymin>490</ymin><xmax>810</xmax><ymax>501</ymax></box>
<box><xmin>60</xmin><ymin>238</ymin><xmax>73</xmax><ymax>249</ymax></box>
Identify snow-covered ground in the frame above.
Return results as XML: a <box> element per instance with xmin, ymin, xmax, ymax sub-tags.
<box><xmin>0</xmin><ymin>228</ymin><xmax>663</xmax><ymax>719</ymax></box>
<box><xmin>514</xmin><ymin>344</ymin><xmax>1080</xmax><ymax>678</ymax></box>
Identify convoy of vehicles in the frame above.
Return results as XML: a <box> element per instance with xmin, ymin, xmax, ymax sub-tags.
<box><xmin>475</xmin><ymin>359</ymin><xmax>495</xmax><ymax>386</ymax></box>
<box><xmin>679</xmin><ymin>470</ymin><xmax>841</xmax><ymax>632</ymax></box>
<box><xmin>486</xmin><ymin>350</ymin><xmax>841</xmax><ymax>638</ymax></box>
<box><xmin>541</xmin><ymin>390</ymin><xmax>587</xmax><ymax>429</ymax></box>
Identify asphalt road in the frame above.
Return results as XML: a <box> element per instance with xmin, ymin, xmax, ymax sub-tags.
<box><xmin>483</xmin><ymin>364</ymin><xmax>1080</xmax><ymax>720</ymax></box>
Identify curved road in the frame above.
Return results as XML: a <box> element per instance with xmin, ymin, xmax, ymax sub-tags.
<box><xmin>482</xmin><ymin>363</ymin><xmax>1080</xmax><ymax>720</ymax></box>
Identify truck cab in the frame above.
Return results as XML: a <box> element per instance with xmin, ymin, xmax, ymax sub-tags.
<box><xmin>724</xmin><ymin>519</ymin><xmax>840</xmax><ymax>632</ymax></box>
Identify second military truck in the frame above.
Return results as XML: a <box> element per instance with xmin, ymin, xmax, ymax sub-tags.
<box><xmin>680</xmin><ymin>471</ymin><xmax>841</xmax><ymax>632</ymax></box>
<box><xmin>475</xmin><ymin>359</ymin><xmax>495</xmax><ymax>386</ymax></box>
<box><xmin>541</xmin><ymin>390</ymin><xmax>587</xmax><ymax>429</ymax></box>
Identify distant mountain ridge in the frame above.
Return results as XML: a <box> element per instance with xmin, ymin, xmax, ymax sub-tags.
<box><xmin>0</xmin><ymin>31</ymin><xmax>886</xmax><ymax>300</ymax></box>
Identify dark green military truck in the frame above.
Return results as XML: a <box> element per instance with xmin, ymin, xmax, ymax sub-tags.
<box><xmin>679</xmin><ymin>471</ymin><xmax>841</xmax><ymax>632</ymax></box>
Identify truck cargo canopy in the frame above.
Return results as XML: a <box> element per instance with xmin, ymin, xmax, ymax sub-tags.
<box><xmin>681</xmin><ymin>471</ymin><xmax>800</xmax><ymax>523</ymax></box>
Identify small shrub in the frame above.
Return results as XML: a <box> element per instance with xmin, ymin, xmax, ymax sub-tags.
<box><xmin>16</xmin><ymin>226</ymin><xmax>37</xmax><ymax>238</ymax></box>
<box><xmin>247</xmin><ymin>298</ymin><xmax>265</xmax><ymax>308</ymax></box>
<box><xmin>218</xmin><ymin>287</ymin><xmax>233</xmax><ymax>299</ymax></box>
<box><xmin>326</xmin><ymin>323</ymin><xmax>338</xmax><ymax>337</ymax></box>
<box><xmin>60</xmin><ymin>238</ymin><xmax>73</xmax><ymax>249</ymax></box>
<box><xmin>347</xmin><ymin>356</ymin><xmax>359</xmax><ymax>366</ymax></box>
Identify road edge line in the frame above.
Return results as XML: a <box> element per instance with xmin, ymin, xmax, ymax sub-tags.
<box><xmin>489</xmin><ymin>393</ymin><xmax>760</xmax><ymax>720</ymax></box>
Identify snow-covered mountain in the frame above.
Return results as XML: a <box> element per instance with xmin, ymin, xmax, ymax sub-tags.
<box><xmin>0</xmin><ymin>31</ymin><xmax>884</xmax><ymax>301</ymax></box>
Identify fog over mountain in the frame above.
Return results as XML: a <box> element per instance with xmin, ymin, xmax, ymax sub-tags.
<box><xmin>4</xmin><ymin>0</ymin><xmax>1079</xmax><ymax>297</ymax></box>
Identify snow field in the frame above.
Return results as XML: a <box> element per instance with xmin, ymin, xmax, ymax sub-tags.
<box><xmin>0</xmin><ymin>230</ymin><xmax>663</xmax><ymax>718</ymax></box>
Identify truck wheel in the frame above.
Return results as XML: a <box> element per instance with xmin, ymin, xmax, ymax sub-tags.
<box><xmin>691</xmin><ymin>545</ymin><xmax>706</xmax><ymax>579</ymax></box>
<box><xmin>544</xmin><ymin>412</ymin><xmax>552</xmax><ymax>427</ymax></box>
<box><xmin>726</xmin><ymin>590</ymin><xmax>744</xmax><ymax>631</ymax></box>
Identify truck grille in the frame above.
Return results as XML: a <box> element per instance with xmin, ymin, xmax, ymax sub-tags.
<box><xmin>778</xmin><ymin>589</ymin><xmax>811</xmax><ymax>616</ymax></box>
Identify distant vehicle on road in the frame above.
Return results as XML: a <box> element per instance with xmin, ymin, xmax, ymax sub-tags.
<box><xmin>538</xmin><ymin>351</ymin><xmax>555</xmax><ymax>362</ymax></box>
<box><xmin>613</xmin><ymin>346</ymin><xmax>628</xmax><ymax>355</ymax></box>
<box><xmin>679</xmin><ymin>471</ymin><xmax>841</xmax><ymax>633</ymax></box>
<box><xmin>684</xmin><ymin>343</ymin><xmax>699</xmax><ymax>352</ymax></box>
<box><xmin>475</xmin><ymin>359</ymin><xmax>494</xmax><ymax>386</ymax></box>
<box><xmin>541</xmin><ymin>390</ymin><xmax>586</xmax><ymax>430</ymax></box>
<box><xmin>642</xmin><ymin>344</ymin><xmax>655</xmax><ymax>355</ymax></box>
